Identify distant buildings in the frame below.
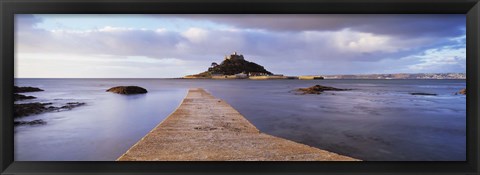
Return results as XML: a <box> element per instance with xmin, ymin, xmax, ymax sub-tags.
<box><xmin>322</xmin><ymin>73</ymin><xmax>466</xmax><ymax>79</ymax></box>
<box><xmin>248</xmin><ymin>72</ymin><xmax>269</xmax><ymax>76</ymax></box>
<box><xmin>224</xmin><ymin>51</ymin><xmax>245</xmax><ymax>61</ymax></box>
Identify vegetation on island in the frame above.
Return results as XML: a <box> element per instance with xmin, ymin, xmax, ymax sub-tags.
<box><xmin>185</xmin><ymin>52</ymin><xmax>272</xmax><ymax>78</ymax></box>
<box><xmin>207</xmin><ymin>58</ymin><xmax>272</xmax><ymax>76</ymax></box>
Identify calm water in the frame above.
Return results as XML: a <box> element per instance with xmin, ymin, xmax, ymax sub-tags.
<box><xmin>14</xmin><ymin>79</ymin><xmax>466</xmax><ymax>161</ymax></box>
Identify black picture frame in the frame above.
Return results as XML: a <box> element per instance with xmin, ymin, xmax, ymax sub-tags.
<box><xmin>1</xmin><ymin>0</ymin><xmax>479</xmax><ymax>174</ymax></box>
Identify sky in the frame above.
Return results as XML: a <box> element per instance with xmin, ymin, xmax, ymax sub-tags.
<box><xmin>15</xmin><ymin>14</ymin><xmax>466</xmax><ymax>78</ymax></box>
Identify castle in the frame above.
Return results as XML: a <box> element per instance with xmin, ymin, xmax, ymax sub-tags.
<box><xmin>224</xmin><ymin>51</ymin><xmax>244</xmax><ymax>60</ymax></box>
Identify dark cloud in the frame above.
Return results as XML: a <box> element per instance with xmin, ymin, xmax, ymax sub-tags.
<box><xmin>161</xmin><ymin>14</ymin><xmax>465</xmax><ymax>38</ymax></box>
<box><xmin>15</xmin><ymin>14</ymin><xmax>43</xmax><ymax>29</ymax></box>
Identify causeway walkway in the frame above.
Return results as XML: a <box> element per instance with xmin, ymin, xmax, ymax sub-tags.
<box><xmin>117</xmin><ymin>88</ymin><xmax>358</xmax><ymax>161</ymax></box>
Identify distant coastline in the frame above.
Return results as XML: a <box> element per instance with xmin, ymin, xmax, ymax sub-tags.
<box><xmin>321</xmin><ymin>73</ymin><xmax>466</xmax><ymax>80</ymax></box>
<box><xmin>182</xmin><ymin>52</ymin><xmax>466</xmax><ymax>80</ymax></box>
<box><xmin>15</xmin><ymin>72</ymin><xmax>466</xmax><ymax>80</ymax></box>
<box><xmin>183</xmin><ymin>73</ymin><xmax>465</xmax><ymax>80</ymax></box>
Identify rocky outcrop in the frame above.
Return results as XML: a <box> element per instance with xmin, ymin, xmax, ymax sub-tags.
<box><xmin>295</xmin><ymin>85</ymin><xmax>349</xmax><ymax>95</ymax></box>
<box><xmin>14</xmin><ymin>103</ymin><xmax>54</xmax><ymax>118</ymax></box>
<box><xmin>13</xmin><ymin>85</ymin><xmax>86</xmax><ymax>127</ymax></box>
<box><xmin>456</xmin><ymin>88</ymin><xmax>466</xmax><ymax>95</ymax></box>
<box><xmin>14</xmin><ymin>93</ymin><xmax>36</xmax><ymax>101</ymax></box>
<box><xmin>14</xmin><ymin>102</ymin><xmax>86</xmax><ymax>118</ymax></box>
<box><xmin>106</xmin><ymin>86</ymin><xmax>148</xmax><ymax>95</ymax></box>
<box><xmin>14</xmin><ymin>119</ymin><xmax>46</xmax><ymax>126</ymax></box>
<box><xmin>14</xmin><ymin>86</ymin><xmax>42</xmax><ymax>101</ymax></box>
<box><xmin>410</xmin><ymin>92</ymin><xmax>437</xmax><ymax>96</ymax></box>
<box><xmin>14</xmin><ymin>86</ymin><xmax>44</xmax><ymax>93</ymax></box>
<box><xmin>60</xmin><ymin>102</ymin><xmax>86</xmax><ymax>109</ymax></box>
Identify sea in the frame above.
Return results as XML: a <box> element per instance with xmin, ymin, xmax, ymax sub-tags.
<box><xmin>13</xmin><ymin>79</ymin><xmax>466</xmax><ymax>161</ymax></box>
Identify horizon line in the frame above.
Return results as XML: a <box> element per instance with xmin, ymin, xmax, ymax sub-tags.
<box><xmin>13</xmin><ymin>72</ymin><xmax>467</xmax><ymax>79</ymax></box>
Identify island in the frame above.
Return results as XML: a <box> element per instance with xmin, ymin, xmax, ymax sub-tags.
<box><xmin>183</xmin><ymin>52</ymin><xmax>323</xmax><ymax>80</ymax></box>
<box><xmin>183</xmin><ymin>52</ymin><xmax>465</xmax><ymax>80</ymax></box>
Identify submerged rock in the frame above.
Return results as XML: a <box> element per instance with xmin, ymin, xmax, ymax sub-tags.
<box><xmin>456</xmin><ymin>88</ymin><xmax>466</xmax><ymax>95</ymax></box>
<box><xmin>295</xmin><ymin>85</ymin><xmax>349</xmax><ymax>95</ymax></box>
<box><xmin>14</xmin><ymin>93</ymin><xmax>36</xmax><ymax>101</ymax></box>
<box><xmin>14</xmin><ymin>86</ymin><xmax>44</xmax><ymax>93</ymax></box>
<box><xmin>14</xmin><ymin>103</ymin><xmax>53</xmax><ymax>118</ymax></box>
<box><xmin>60</xmin><ymin>102</ymin><xmax>86</xmax><ymax>110</ymax></box>
<box><xmin>14</xmin><ymin>119</ymin><xmax>46</xmax><ymax>126</ymax></box>
<box><xmin>14</xmin><ymin>102</ymin><xmax>86</xmax><ymax>118</ymax></box>
<box><xmin>410</xmin><ymin>92</ymin><xmax>437</xmax><ymax>96</ymax></box>
<box><xmin>106</xmin><ymin>86</ymin><xmax>148</xmax><ymax>95</ymax></box>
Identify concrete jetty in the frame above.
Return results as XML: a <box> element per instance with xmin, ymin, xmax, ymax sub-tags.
<box><xmin>117</xmin><ymin>88</ymin><xmax>358</xmax><ymax>161</ymax></box>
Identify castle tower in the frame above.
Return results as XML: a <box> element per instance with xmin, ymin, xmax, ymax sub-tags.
<box><xmin>225</xmin><ymin>51</ymin><xmax>244</xmax><ymax>60</ymax></box>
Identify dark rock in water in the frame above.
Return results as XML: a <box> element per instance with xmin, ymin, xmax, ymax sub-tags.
<box><xmin>106</xmin><ymin>86</ymin><xmax>148</xmax><ymax>95</ymax></box>
<box><xmin>295</xmin><ymin>85</ymin><xmax>349</xmax><ymax>95</ymax></box>
<box><xmin>410</xmin><ymin>92</ymin><xmax>437</xmax><ymax>96</ymax></box>
<box><xmin>14</xmin><ymin>93</ymin><xmax>36</xmax><ymax>101</ymax></box>
<box><xmin>14</xmin><ymin>103</ymin><xmax>53</xmax><ymax>118</ymax></box>
<box><xmin>14</xmin><ymin>86</ymin><xmax>44</xmax><ymax>93</ymax></box>
<box><xmin>14</xmin><ymin>102</ymin><xmax>86</xmax><ymax>118</ymax></box>
<box><xmin>456</xmin><ymin>88</ymin><xmax>466</xmax><ymax>95</ymax></box>
<box><xmin>60</xmin><ymin>102</ymin><xmax>86</xmax><ymax>110</ymax></box>
<box><xmin>14</xmin><ymin>119</ymin><xmax>46</xmax><ymax>126</ymax></box>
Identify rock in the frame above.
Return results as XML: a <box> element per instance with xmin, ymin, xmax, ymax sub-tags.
<box><xmin>14</xmin><ymin>102</ymin><xmax>86</xmax><ymax>118</ymax></box>
<box><xmin>457</xmin><ymin>88</ymin><xmax>466</xmax><ymax>95</ymax></box>
<box><xmin>106</xmin><ymin>86</ymin><xmax>148</xmax><ymax>95</ymax></box>
<box><xmin>60</xmin><ymin>102</ymin><xmax>86</xmax><ymax>110</ymax></box>
<box><xmin>410</xmin><ymin>92</ymin><xmax>437</xmax><ymax>96</ymax></box>
<box><xmin>14</xmin><ymin>119</ymin><xmax>46</xmax><ymax>126</ymax></box>
<box><xmin>14</xmin><ymin>86</ymin><xmax>44</xmax><ymax>93</ymax></box>
<box><xmin>14</xmin><ymin>103</ymin><xmax>53</xmax><ymax>118</ymax></box>
<box><xmin>14</xmin><ymin>93</ymin><xmax>36</xmax><ymax>101</ymax></box>
<box><xmin>295</xmin><ymin>85</ymin><xmax>349</xmax><ymax>95</ymax></box>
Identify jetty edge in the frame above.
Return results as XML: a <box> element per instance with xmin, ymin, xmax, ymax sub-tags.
<box><xmin>117</xmin><ymin>88</ymin><xmax>359</xmax><ymax>161</ymax></box>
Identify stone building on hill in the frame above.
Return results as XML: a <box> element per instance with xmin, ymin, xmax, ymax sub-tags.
<box><xmin>224</xmin><ymin>51</ymin><xmax>245</xmax><ymax>61</ymax></box>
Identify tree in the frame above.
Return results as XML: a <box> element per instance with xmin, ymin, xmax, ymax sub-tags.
<box><xmin>211</xmin><ymin>62</ymin><xmax>218</xmax><ymax>67</ymax></box>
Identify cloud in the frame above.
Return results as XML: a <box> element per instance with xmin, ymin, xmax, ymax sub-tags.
<box><xmin>168</xmin><ymin>14</ymin><xmax>465</xmax><ymax>38</ymax></box>
<box><xmin>15</xmin><ymin>14</ymin><xmax>42</xmax><ymax>30</ymax></box>
<box><xmin>15</xmin><ymin>14</ymin><xmax>466</xmax><ymax>77</ymax></box>
<box><xmin>406</xmin><ymin>40</ymin><xmax>466</xmax><ymax>73</ymax></box>
<box><xmin>182</xmin><ymin>28</ymin><xmax>209</xmax><ymax>43</ymax></box>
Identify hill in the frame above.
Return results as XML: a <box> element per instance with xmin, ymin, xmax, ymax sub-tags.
<box><xmin>185</xmin><ymin>52</ymin><xmax>272</xmax><ymax>78</ymax></box>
